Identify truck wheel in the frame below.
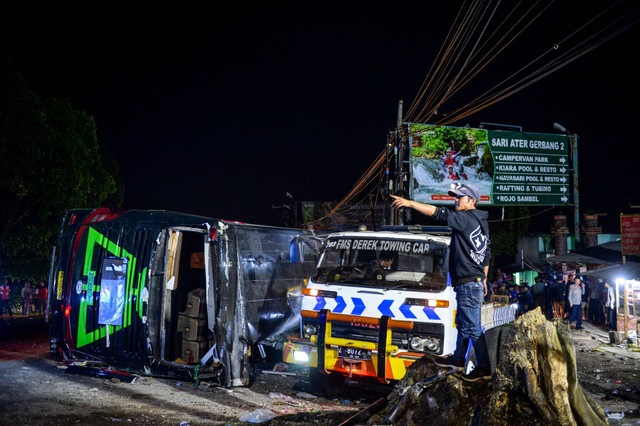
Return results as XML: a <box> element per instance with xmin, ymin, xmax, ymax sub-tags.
<box><xmin>309</xmin><ymin>368</ymin><xmax>345</xmax><ymax>399</ymax></box>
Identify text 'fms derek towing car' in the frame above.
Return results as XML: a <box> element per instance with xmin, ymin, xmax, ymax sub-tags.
<box><xmin>284</xmin><ymin>225</ymin><xmax>516</xmax><ymax>389</ymax></box>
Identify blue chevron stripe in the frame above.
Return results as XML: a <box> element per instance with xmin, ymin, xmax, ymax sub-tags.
<box><xmin>333</xmin><ymin>296</ymin><xmax>347</xmax><ymax>313</ymax></box>
<box><xmin>378</xmin><ymin>299</ymin><xmax>394</xmax><ymax>317</ymax></box>
<box><xmin>351</xmin><ymin>297</ymin><xmax>365</xmax><ymax>315</ymax></box>
<box><xmin>423</xmin><ymin>306</ymin><xmax>441</xmax><ymax>320</ymax></box>
<box><xmin>313</xmin><ymin>297</ymin><xmax>326</xmax><ymax>311</ymax></box>
<box><xmin>399</xmin><ymin>303</ymin><xmax>417</xmax><ymax>319</ymax></box>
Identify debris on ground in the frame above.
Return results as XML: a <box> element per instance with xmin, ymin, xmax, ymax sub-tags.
<box><xmin>239</xmin><ymin>408</ymin><xmax>276</xmax><ymax>423</ymax></box>
<box><xmin>366</xmin><ymin>309</ymin><xmax>608</xmax><ymax>425</ymax></box>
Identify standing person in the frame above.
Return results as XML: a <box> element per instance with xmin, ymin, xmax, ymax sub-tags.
<box><xmin>508</xmin><ymin>283</ymin><xmax>519</xmax><ymax>305</ymax></box>
<box><xmin>551</xmin><ymin>276</ymin><xmax>565</xmax><ymax>319</ymax></box>
<box><xmin>589</xmin><ymin>279</ymin><xmax>602</xmax><ymax>324</ymax></box>
<box><xmin>30</xmin><ymin>282</ymin><xmax>39</xmax><ymax>314</ymax></box>
<box><xmin>518</xmin><ymin>284</ymin><xmax>535</xmax><ymax>315</ymax></box>
<box><xmin>604</xmin><ymin>281</ymin><xmax>616</xmax><ymax>331</ymax></box>
<box><xmin>496</xmin><ymin>281</ymin><xmax>509</xmax><ymax>296</ymax></box>
<box><xmin>37</xmin><ymin>281</ymin><xmax>48</xmax><ymax>315</ymax></box>
<box><xmin>532</xmin><ymin>276</ymin><xmax>545</xmax><ymax>311</ymax></box>
<box><xmin>391</xmin><ymin>182</ymin><xmax>491</xmax><ymax>382</ymax></box>
<box><xmin>486</xmin><ymin>279</ymin><xmax>497</xmax><ymax>302</ymax></box>
<box><xmin>21</xmin><ymin>281</ymin><xmax>32</xmax><ymax>316</ymax></box>
<box><xmin>0</xmin><ymin>279</ymin><xmax>12</xmax><ymax>317</ymax></box>
<box><xmin>567</xmin><ymin>277</ymin><xmax>585</xmax><ymax>330</ymax></box>
<box><xmin>581</xmin><ymin>278</ymin><xmax>590</xmax><ymax>321</ymax></box>
<box><xmin>543</xmin><ymin>276</ymin><xmax>553</xmax><ymax>319</ymax></box>
<box><xmin>600</xmin><ymin>282</ymin><xmax>609</xmax><ymax>325</ymax></box>
<box><xmin>564</xmin><ymin>274</ymin><xmax>573</xmax><ymax>319</ymax></box>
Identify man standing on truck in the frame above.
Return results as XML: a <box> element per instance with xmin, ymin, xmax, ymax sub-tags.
<box><xmin>391</xmin><ymin>182</ymin><xmax>491</xmax><ymax>382</ymax></box>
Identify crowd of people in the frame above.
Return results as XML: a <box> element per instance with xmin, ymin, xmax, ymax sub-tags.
<box><xmin>487</xmin><ymin>270</ymin><xmax>617</xmax><ymax>331</ymax></box>
<box><xmin>0</xmin><ymin>279</ymin><xmax>48</xmax><ymax>317</ymax></box>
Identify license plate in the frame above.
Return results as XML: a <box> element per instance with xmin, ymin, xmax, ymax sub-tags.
<box><xmin>338</xmin><ymin>346</ymin><xmax>372</xmax><ymax>360</ymax></box>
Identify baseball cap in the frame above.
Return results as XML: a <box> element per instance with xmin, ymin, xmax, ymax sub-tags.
<box><xmin>448</xmin><ymin>183</ymin><xmax>480</xmax><ymax>201</ymax></box>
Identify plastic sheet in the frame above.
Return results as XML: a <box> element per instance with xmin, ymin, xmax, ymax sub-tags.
<box><xmin>238</xmin><ymin>408</ymin><xmax>276</xmax><ymax>423</ymax></box>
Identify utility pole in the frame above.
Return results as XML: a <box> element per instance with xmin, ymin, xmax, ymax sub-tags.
<box><xmin>553</xmin><ymin>123</ymin><xmax>579</xmax><ymax>249</ymax></box>
<box><xmin>570</xmin><ymin>133</ymin><xmax>580</xmax><ymax>248</ymax></box>
<box><xmin>386</xmin><ymin>100</ymin><xmax>406</xmax><ymax>226</ymax></box>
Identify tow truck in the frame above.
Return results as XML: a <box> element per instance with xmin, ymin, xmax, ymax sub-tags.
<box><xmin>284</xmin><ymin>225</ymin><xmax>516</xmax><ymax>387</ymax></box>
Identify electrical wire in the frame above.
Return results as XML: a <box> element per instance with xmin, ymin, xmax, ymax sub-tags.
<box><xmin>304</xmin><ymin>149</ymin><xmax>386</xmax><ymax>227</ymax></box>
<box><xmin>416</xmin><ymin>1</ymin><xmax>639</xmax><ymax>127</ymax></box>
<box><xmin>487</xmin><ymin>206</ymin><xmax>555</xmax><ymax>223</ymax></box>
<box><xmin>315</xmin><ymin>1</ymin><xmax>639</xmax><ymax>227</ymax></box>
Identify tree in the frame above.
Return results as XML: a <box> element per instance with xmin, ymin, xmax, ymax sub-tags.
<box><xmin>0</xmin><ymin>58</ymin><xmax>119</xmax><ymax>280</ymax></box>
<box><xmin>411</xmin><ymin>124</ymin><xmax>477</xmax><ymax>159</ymax></box>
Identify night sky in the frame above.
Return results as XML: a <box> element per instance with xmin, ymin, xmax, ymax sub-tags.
<box><xmin>2</xmin><ymin>2</ymin><xmax>638</xmax><ymax>232</ymax></box>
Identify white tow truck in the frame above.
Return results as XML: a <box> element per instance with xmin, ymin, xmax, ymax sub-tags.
<box><xmin>284</xmin><ymin>225</ymin><xmax>516</xmax><ymax>384</ymax></box>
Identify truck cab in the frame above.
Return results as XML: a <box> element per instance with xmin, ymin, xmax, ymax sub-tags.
<box><xmin>284</xmin><ymin>225</ymin><xmax>515</xmax><ymax>384</ymax></box>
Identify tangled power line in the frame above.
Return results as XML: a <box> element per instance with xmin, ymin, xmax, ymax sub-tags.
<box><xmin>308</xmin><ymin>0</ymin><xmax>639</xmax><ymax>229</ymax></box>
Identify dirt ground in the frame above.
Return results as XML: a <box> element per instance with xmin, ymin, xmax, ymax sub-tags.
<box><xmin>0</xmin><ymin>316</ymin><xmax>639</xmax><ymax>425</ymax></box>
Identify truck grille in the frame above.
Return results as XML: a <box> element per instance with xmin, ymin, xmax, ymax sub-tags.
<box><xmin>330</xmin><ymin>321</ymin><xmax>444</xmax><ymax>351</ymax></box>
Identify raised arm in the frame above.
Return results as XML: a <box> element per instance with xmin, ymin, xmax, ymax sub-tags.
<box><xmin>390</xmin><ymin>195</ymin><xmax>437</xmax><ymax>217</ymax></box>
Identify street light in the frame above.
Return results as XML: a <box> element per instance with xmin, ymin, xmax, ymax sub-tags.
<box><xmin>553</xmin><ymin>122</ymin><xmax>579</xmax><ymax>248</ymax></box>
<box><xmin>553</xmin><ymin>122</ymin><xmax>568</xmax><ymax>133</ymax></box>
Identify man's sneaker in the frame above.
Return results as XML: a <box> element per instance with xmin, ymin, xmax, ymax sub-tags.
<box><xmin>434</xmin><ymin>355</ymin><xmax>465</xmax><ymax>370</ymax></box>
<box><xmin>461</xmin><ymin>366</ymin><xmax>492</xmax><ymax>382</ymax></box>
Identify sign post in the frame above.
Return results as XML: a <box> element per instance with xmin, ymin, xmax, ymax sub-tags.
<box><xmin>571</xmin><ymin>133</ymin><xmax>580</xmax><ymax>248</ymax></box>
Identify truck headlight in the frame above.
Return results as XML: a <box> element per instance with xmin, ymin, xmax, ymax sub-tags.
<box><xmin>293</xmin><ymin>350</ymin><xmax>309</xmax><ymax>363</ymax></box>
<box><xmin>303</xmin><ymin>323</ymin><xmax>318</xmax><ymax>338</ymax></box>
<box><xmin>409</xmin><ymin>336</ymin><xmax>440</xmax><ymax>352</ymax></box>
<box><xmin>409</xmin><ymin>336</ymin><xmax>425</xmax><ymax>351</ymax></box>
<box><xmin>425</xmin><ymin>337</ymin><xmax>440</xmax><ymax>352</ymax></box>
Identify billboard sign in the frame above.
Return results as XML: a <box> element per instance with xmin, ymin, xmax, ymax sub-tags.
<box><xmin>621</xmin><ymin>214</ymin><xmax>640</xmax><ymax>256</ymax></box>
<box><xmin>410</xmin><ymin>124</ymin><xmax>571</xmax><ymax>206</ymax></box>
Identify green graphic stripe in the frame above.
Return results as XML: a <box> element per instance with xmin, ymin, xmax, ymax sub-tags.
<box><xmin>76</xmin><ymin>227</ymin><xmax>142</xmax><ymax>348</ymax></box>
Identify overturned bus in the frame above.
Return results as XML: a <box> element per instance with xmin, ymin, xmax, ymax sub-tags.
<box><xmin>49</xmin><ymin>208</ymin><xmax>320</xmax><ymax>386</ymax></box>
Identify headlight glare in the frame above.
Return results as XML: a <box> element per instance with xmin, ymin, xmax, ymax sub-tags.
<box><xmin>293</xmin><ymin>350</ymin><xmax>309</xmax><ymax>363</ymax></box>
<box><xmin>409</xmin><ymin>336</ymin><xmax>425</xmax><ymax>351</ymax></box>
<box><xmin>425</xmin><ymin>337</ymin><xmax>440</xmax><ymax>351</ymax></box>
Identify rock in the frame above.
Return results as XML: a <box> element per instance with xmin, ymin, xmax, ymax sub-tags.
<box><xmin>371</xmin><ymin>309</ymin><xmax>607</xmax><ymax>425</ymax></box>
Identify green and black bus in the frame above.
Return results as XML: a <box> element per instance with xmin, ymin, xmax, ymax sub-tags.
<box><xmin>48</xmin><ymin>208</ymin><xmax>319</xmax><ymax>386</ymax></box>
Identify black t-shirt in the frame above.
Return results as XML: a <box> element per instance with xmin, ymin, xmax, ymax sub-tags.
<box><xmin>432</xmin><ymin>207</ymin><xmax>491</xmax><ymax>284</ymax></box>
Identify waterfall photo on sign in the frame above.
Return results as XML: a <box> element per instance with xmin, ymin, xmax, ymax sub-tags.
<box><xmin>411</xmin><ymin>124</ymin><xmax>492</xmax><ymax>204</ymax></box>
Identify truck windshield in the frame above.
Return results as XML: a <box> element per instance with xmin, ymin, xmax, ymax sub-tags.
<box><xmin>311</xmin><ymin>237</ymin><xmax>447</xmax><ymax>291</ymax></box>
